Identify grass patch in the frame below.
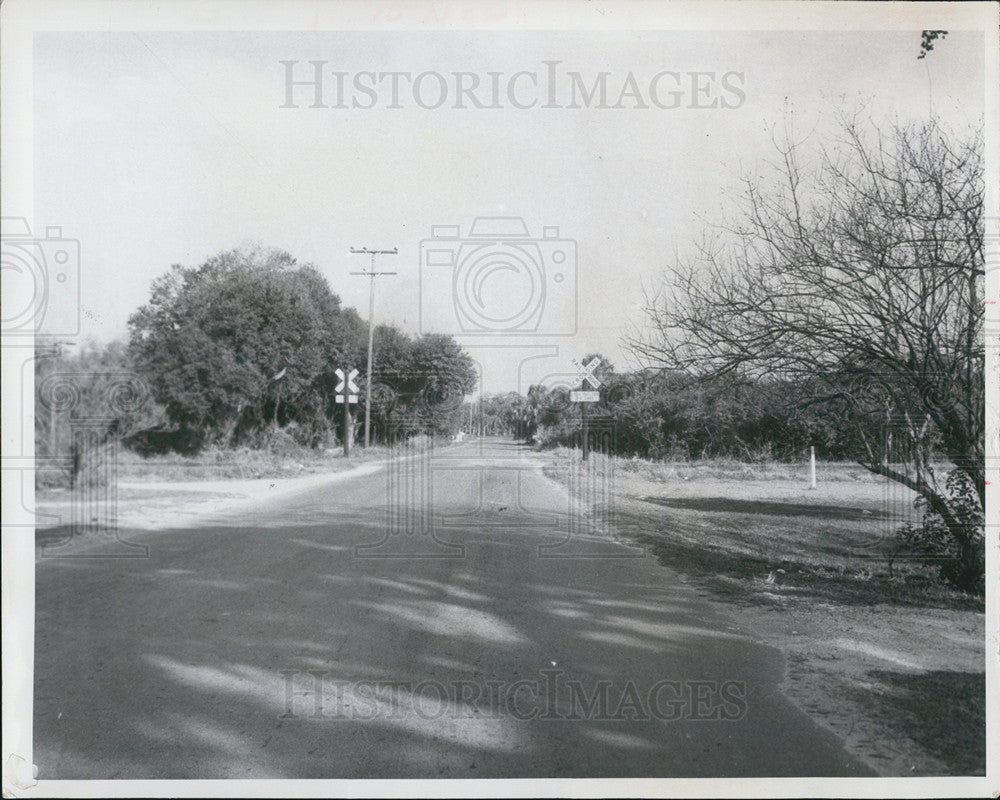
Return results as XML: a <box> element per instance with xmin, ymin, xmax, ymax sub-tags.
<box><xmin>116</xmin><ymin>445</ymin><xmax>374</xmax><ymax>482</ymax></box>
<box><xmin>543</xmin><ymin>447</ymin><xmax>980</xmax><ymax>611</ymax></box>
<box><xmin>37</xmin><ymin>434</ymin><xmax>440</xmax><ymax>488</ymax></box>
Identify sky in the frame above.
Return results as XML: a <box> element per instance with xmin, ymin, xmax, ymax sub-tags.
<box><xmin>29</xmin><ymin>27</ymin><xmax>984</xmax><ymax>394</ymax></box>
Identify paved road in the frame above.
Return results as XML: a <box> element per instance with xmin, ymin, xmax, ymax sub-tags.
<box><xmin>34</xmin><ymin>438</ymin><xmax>874</xmax><ymax>778</ymax></box>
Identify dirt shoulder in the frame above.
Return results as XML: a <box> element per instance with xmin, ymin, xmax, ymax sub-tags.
<box><xmin>544</xmin><ymin>450</ymin><xmax>985</xmax><ymax>777</ymax></box>
<box><xmin>34</xmin><ymin>441</ymin><xmax>439</xmax><ymax>539</ymax></box>
<box><xmin>35</xmin><ymin>460</ymin><xmax>384</xmax><ymax>538</ymax></box>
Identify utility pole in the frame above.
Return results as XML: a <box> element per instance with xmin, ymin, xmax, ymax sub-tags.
<box><xmin>350</xmin><ymin>246</ymin><xmax>397</xmax><ymax>448</ymax></box>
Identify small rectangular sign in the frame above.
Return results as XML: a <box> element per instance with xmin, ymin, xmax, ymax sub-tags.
<box><xmin>336</xmin><ymin>394</ymin><xmax>358</xmax><ymax>403</ymax></box>
<box><xmin>570</xmin><ymin>390</ymin><xmax>600</xmax><ymax>402</ymax></box>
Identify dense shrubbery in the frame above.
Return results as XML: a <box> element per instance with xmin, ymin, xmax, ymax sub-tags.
<box><xmin>123</xmin><ymin>247</ymin><xmax>474</xmax><ymax>451</ymax></box>
<box><xmin>36</xmin><ymin>246</ymin><xmax>477</xmax><ymax>485</ymax></box>
<box><xmin>481</xmin><ymin>367</ymin><xmax>864</xmax><ymax>462</ymax></box>
<box><xmin>896</xmin><ymin>470</ymin><xmax>985</xmax><ymax>596</ymax></box>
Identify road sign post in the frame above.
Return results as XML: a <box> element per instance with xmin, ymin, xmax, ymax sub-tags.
<box><xmin>571</xmin><ymin>357</ymin><xmax>603</xmax><ymax>461</ymax></box>
<box><xmin>335</xmin><ymin>368</ymin><xmax>360</xmax><ymax>456</ymax></box>
<box><xmin>343</xmin><ymin>397</ymin><xmax>351</xmax><ymax>456</ymax></box>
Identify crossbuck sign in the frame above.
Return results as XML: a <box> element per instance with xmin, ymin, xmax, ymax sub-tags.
<box><xmin>570</xmin><ymin>357</ymin><xmax>602</xmax><ymax>403</ymax></box>
<box><xmin>335</xmin><ymin>368</ymin><xmax>359</xmax><ymax>403</ymax></box>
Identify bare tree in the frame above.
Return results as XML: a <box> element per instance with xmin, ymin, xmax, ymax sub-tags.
<box><xmin>629</xmin><ymin>110</ymin><xmax>985</xmax><ymax>589</ymax></box>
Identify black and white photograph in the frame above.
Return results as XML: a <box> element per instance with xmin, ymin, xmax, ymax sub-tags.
<box><xmin>2</xmin><ymin>1</ymin><xmax>997</xmax><ymax>796</ymax></box>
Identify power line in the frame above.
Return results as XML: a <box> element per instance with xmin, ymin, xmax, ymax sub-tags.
<box><xmin>350</xmin><ymin>246</ymin><xmax>398</xmax><ymax>448</ymax></box>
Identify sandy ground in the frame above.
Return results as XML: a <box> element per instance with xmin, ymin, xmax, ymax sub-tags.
<box><xmin>34</xmin><ymin>461</ymin><xmax>384</xmax><ymax>554</ymax></box>
<box><xmin>739</xmin><ymin>597</ymin><xmax>985</xmax><ymax>775</ymax></box>
<box><xmin>551</xmin><ymin>457</ymin><xmax>986</xmax><ymax>776</ymax></box>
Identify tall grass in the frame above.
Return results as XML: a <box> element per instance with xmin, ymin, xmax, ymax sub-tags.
<box><xmin>39</xmin><ymin>431</ymin><xmax>446</xmax><ymax>488</ymax></box>
<box><xmin>543</xmin><ymin>445</ymin><xmax>883</xmax><ymax>483</ymax></box>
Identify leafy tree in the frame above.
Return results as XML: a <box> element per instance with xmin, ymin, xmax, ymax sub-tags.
<box><xmin>362</xmin><ymin>329</ymin><xmax>478</xmax><ymax>441</ymax></box>
<box><xmin>478</xmin><ymin>392</ymin><xmax>533</xmax><ymax>437</ymax></box>
<box><xmin>404</xmin><ymin>334</ymin><xmax>478</xmax><ymax>437</ymax></box>
<box><xmin>127</xmin><ymin>246</ymin><xmax>366</xmax><ymax>449</ymax></box>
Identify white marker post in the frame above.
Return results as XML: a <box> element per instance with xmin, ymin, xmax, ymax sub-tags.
<box><xmin>809</xmin><ymin>445</ymin><xmax>817</xmax><ymax>489</ymax></box>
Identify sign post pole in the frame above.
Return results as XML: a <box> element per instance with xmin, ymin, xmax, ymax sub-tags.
<box><xmin>343</xmin><ymin>396</ymin><xmax>351</xmax><ymax>457</ymax></box>
<box><xmin>336</xmin><ymin>367</ymin><xmax>360</xmax><ymax>457</ymax></box>
<box><xmin>570</xmin><ymin>357</ymin><xmax>603</xmax><ymax>463</ymax></box>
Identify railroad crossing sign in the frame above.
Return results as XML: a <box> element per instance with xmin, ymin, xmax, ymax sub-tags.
<box><xmin>571</xmin><ymin>357</ymin><xmax>602</xmax><ymax>403</ymax></box>
<box><xmin>571</xmin><ymin>357</ymin><xmax>603</xmax><ymax>461</ymax></box>
<box><xmin>335</xmin><ymin>368</ymin><xmax>359</xmax><ymax>403</ymax></box>
<box><xmin>576</xmin><ymin>357</ymin><xmax>602</xmax><ymax>390</ymax></box>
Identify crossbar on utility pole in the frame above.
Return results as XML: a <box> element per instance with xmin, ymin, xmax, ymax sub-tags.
<box><xmin>350</xmin><ymin>246</ymin><xmax>398</xmax><ymax>448</ymax></box>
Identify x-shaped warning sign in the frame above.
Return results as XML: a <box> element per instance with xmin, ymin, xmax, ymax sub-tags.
<box><xmin>575</xmin><ymin>357</ymin><xmax>602</xmax><ymax>390</ymax></box>
<box><xmin>335</xmin><ymin>367</ymin><xmax>359</xmax><ymax>403</ymax></box>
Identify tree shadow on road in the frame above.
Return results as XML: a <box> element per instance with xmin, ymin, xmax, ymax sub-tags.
<box><xmin>33</xmin><ymin>512</ymin><xmax>875</xmax><ymax>780</ymax></box>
